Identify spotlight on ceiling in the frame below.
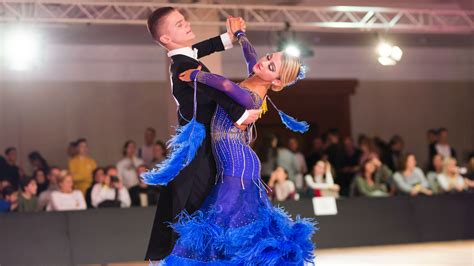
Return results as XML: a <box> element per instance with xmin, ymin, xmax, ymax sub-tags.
<box><xmin>376</xmin><ymin>40</ymin><xmax>403</xmax><ymax>66</ymax></box>
<box><xmin>4</xmin><ymin>27</ymin><xmax>40</xmax><ymax>71</ymax></box>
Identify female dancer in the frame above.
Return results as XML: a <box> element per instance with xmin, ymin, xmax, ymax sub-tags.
<box><xmin>147</xmin><ymin>30</ymin><xmax>315</xmax><ymax>265</ymax></box>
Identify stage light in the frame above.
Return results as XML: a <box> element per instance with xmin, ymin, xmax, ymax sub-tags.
<box><xmin>4</xmin><ymin>27</ymin><xmax>40</xmax><ymax>71</ymax></box>
<box><xmin>391</xmin><ymin>46</ymin><xmax>403</xmax><ymax>61</ymax></box>
<box><xmin>377</xmin><ymin>42</ymin><xmax>393</xmax><ymax>58</ymax></box>
<box><xmin>284</xmin><ymin>45</ymin><xmax>301</xmax><ymax>57</ymax></box>
<box><xmin>376</xmin><ymin>40</ymin><xmax>403</xmax><ymax>66</ymax></box>
<box><xmin>378</xmin><ymin>56</ymin><xmax>396</xmax><ymax>66</ymax></box>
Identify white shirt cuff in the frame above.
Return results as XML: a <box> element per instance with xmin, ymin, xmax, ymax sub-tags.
<box><xmin>220</xmin><ymin>33</ymin><xmax>234</xmax><ymax>50</ymax></box>
<box><xmin>236</xmin><ymin>110</ymin><xmax>249</xmax><ymax>126</ymax></box>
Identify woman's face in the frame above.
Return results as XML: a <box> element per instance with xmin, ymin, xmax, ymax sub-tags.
<box><xmin>60</xmin><ymin>176</ymin><xmax>74</xmax><ymax>193</ymax></box>
<box><xmin>94</xmin><ymin>169</ymin><xmax>105</xmax><ymax>183</ymax></box>
<box><xmin>433</xmin><ymin>155</ymin><xmax>443</xmax><ymax>171</ymax></box>
<box><xmin>314</xmin><ymin>161</ymin><xmax>325</xmax><ymax>176</ymax></box>
<box><xmin>406</xmin><ymin>155</ymin><xmax>417</xmax><ymax>170</ymax></box>
<box><xmin>153</xmin><ymin>144</ymin><xmax>165</xmax><ymax>159</ymax></box>
<box><xmin>26</xmin><ymin>180</ymin><xmax>38</xmax><ymax>195</ymax></box>
<box><xmin>364</xmin><ymin>162</ymin><xmax>375</xmax><ymax>175</ymax></box>
<box><xmin>126</xmin><ymin>142</ymin><xmax>136</xmax><ymax>157</ymax></box>
<box><xmin>35</xmin><ymin>170</ymin><xmax>46</xmax><ymax>184</ymax></box>
<box><xmin>274</xmin><ymin>167</ymin><xmax>288</xmax><ymax>182</ymax></box>
<box><xmin>253</xmin><ymin>52</ymin><xmax>283</xmax><ymax>84</ymax></box>
<box><xmin>446</xmin><ymin>159</ymin><xmax>457</xmax><ymax>174</ymax></box>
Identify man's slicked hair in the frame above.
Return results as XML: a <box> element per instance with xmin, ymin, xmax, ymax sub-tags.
<box><xmin>147</xmin><ymin>7</ymin><xmax>176</xmax><ymax>42</ymax></box>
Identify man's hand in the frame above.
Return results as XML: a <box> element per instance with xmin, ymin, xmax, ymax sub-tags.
<box><xmin>243</xmin><ymin>109</ymin><xmax>262</xmax><ymax>125</ymax></box>
<box><xmin>226</xmin><ymin>16</ymin><xmax>246</xmax><ymax>42</ymax></box>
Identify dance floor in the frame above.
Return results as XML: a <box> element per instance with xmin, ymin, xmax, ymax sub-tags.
<box><xmin>99</xmin><ymin>240</ymin><xmax>473</xmax><ymax>266</ymax></box>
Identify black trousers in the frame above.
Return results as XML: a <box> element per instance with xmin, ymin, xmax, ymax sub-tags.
<box><xmin>144</xmin><ymin>136</ymin><xmax>216</xmax><ymax>260</ymax></box>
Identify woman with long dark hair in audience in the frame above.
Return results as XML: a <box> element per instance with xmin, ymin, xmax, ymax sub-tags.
<box><xmin>33</xmin><ymin>169</ymin><xmax>48</xmax><ymax>195</ymax></box>
<box><xmin>28</xmin><ymin>151</ymin><xmax>50</xmax><ymax>175</ymax></box>
<box><xmin>393</xmin><ymin>153</ymin><xmax>432</xmax><ymax>196</ymax></box>
<box><xmin>305</xmin><ymin>160</ymin><xmax>340</xmax><ymax>197</ymax></box>
<box><xmin>354</xmin><ymin>159</ymin><xmax>389</xmax><ymax>197</ymax></box>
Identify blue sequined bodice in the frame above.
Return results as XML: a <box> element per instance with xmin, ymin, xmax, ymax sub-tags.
<box><xmin>211</xmin><ymin>88</ymin><xmax>263</xmax><ymax>187</ymax></box>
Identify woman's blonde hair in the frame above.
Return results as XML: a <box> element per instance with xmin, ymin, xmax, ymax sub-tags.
<box><xmin>442</xmin><ymin>157</ymin><xmax>456</xmax><ymax>175</ymax></box>
<box><xmin>271</xmin><ymin>53</ymin><xmax>302</xmax><ymax>92</ymax></box>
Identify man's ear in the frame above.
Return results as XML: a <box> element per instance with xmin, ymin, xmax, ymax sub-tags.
<box><xmin>159</xmin><ymin>34</ymin><xmax>172</xmax><ymax>45</ymax></box>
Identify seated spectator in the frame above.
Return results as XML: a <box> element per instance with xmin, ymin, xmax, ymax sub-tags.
<box><xmin>426</xmin><ymin>154</ymin><xmax>444</xmax><ymax>194</ymax></box>
<box><xmin>305</xmin><ymin>160</ymin><xmax>339</xmax><ymax>198</ymax></box>
<box><xmin>129</xmin><ymin>165</ymin><xmax>160</xmax><ymax>207</ymax></box>
<box><xmin>436</xmin><ymin>157</ymin><xmax>466</xmax><ymax>193</ymax></box>
<box><xmin>268</xmin><ymin>166</ymin><xmax>297</xmax><ymax>201</ymax></box>
<box><xmin>85</xmin><ymin>167</ymin><xmax>106</xmax><ymax>208</ymax></box>
<box><xmin>369</xmin><ymin>152</ymin><xmax>395</xmax><ymax>195</ymax></box>
<box><xmin>148</xmin><ymin>141</ymin><xmax>167</xmax><ymax>169</ymax></box>
<box><xmin>33</xmin><ymin>169</ymin><xmax>48</xmax><ymax>195</ymax></box>
<box><xmin>37</xmin><ymin>167</ymin><xmax>61</xmax><ymax>211</ymax></box>
<box><xmin>117</xmin><ymin>140</ymin><xmax>144</xmax><ymax>189</ymax></box>
<box><xmin>91</xmin><ymin>172</ymin><xmax>131</xmax><ymax>208</ymax></box>
<box><xmin>465</xmin><ymin>153</ymin><xmax>474</xmax><ymax>189</ymax></box>
<box><xmin>393</xmin><ymin>154</ymin><xmax>432</xmax><ymax>196</ymax></box>
<box><xmin>0</xmin><ymin>186</ymin><xmax>18</xmax><ymax>213</ymax></box>
<box><xmin>48</xmin><ymin>173</ymin><xmax>86</xmax><ymax>211</ymax></box>
<box><xmin>354</xmin><ymin>159</ymin><xmax>389</xmax><ymax>197</ymax></box>
<box><xmin>18</xmin><ymin>177</ymin><xmax>39</xmax><ymax>212</ymax></box>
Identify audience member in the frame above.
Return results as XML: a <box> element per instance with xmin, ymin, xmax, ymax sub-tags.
<box><xmin>436</xmin><ymin>157</ymin><xmax>466</xmax><ymax>193</ymax></box>
<box><xmin>257</xmin><ymin>134</ymin><xmax>278</xmax><ymax>184</ymax></box>
<box><xmin>426</xmin><ymin>154</ymin><xmax>443</xmax><ymax>194</ymax></box>
<box><xmin>18</xmin><ymin>177</ymin><xmax>39</xmax><ymax>212</ymax></box>
<box><xmin>148</xmin><ymin>141</ymin><xmax>167</xmax><ymax>169</ymax></box>
<box><xmin>91</xmin><ymin>171</ymin><xmax>131</xmax><ymax>208</ymax></box>
<box><xmin>85</xmin><ymin>167</ymin><xmax>106</xmax><ymax>208</ymax></box>
<box><xmin>305</xmin><ymin>160</ymin><xmax>339</xmax><ymax>197</ymax></box>
<box><xmin>0</xmin><ymin>147</ymin><xmax>24</xmax><ymax>190</ymax></box>
<box><xmin>288</xmin><ymin>137</ymin><xmax>308</xmax><ymax>190</ymax></box>
<box><xmin>139</xmin><ymin>127</ymin><xmax>157</xmax><ymax>166</ymax></box>
<box><xmin>33</xmin><ymin>169</ymin><xmax>48</xmax><ymax>195</ymax></box>
<box><xmin>117</xmin><ymin>140</ymin><xmax>144</xmax><ymax>189</ymax></box>
<box><xmin>37</xmin><ymin>167</ymin><xmax>61</xmax><ymax>211</ymax></box>
<box><xmin>68</xmin><ymin>138</ymin><xmax>97</xmax><ymax>195</ymax></box>
<box><xmin>305</xmin><ymin>136</ymin><xmax>325</xmax><ymax>172</ymax></box>
<box><xmin>383</xmin><ymin>135</ymin><xmax>404</xmax><ymax>172</ymax></box>
<box><xmin>48</xmin><ymin>173</ymin><xmax>87</xmax><ymax>211</ymax></box>
<box><xmin>0</xmin><ymin>186</ymin><xmax>18</xmax><ymax>213</ymax></box>
<box><xmin>268</xmin><ymin>166</ymin><xmax>297</xmax><ymax>201</ymax></box>
<box><xmin>393</xmin><ymin>154</ymin><xmax>432</xmax><ymax>196</ymax></box>
<box><xmin>128</xmin><ymin>165</ymin><xmax>160</xmax><ymax>207</ymax></box>
<box><xmin>339</xmin><ymin>137</ymin><xmax>361</xmax><ymax>196</ymax></box>
<box><xmin>354</xmin><ymin>159</ymin><xmax>389</xmax><ymax>197</ymax></box>
<box><xmin>28</xmin><ymin>151</ymin><xmax>50</xmax><ymax>174</ymax></box>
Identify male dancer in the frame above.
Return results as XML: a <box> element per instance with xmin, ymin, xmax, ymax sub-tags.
<box><xmin>145</xmin><ymin>7</ymin><xmax>261</xmax><ymax>261</ymax></box>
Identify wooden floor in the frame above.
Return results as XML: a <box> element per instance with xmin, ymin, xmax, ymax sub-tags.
<box><xmin>100</xmin><ymin>240</ymin><xmax>474</xmax><ymax>266</ymax></box>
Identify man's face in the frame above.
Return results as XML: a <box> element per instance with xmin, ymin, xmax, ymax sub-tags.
<box><xmin>6</xmin><ymin>150</ymin><xmax>17</xmax><ymax>163</ymax></box>
<box><xmin>77</xmin><ymin>142</ymin><xmax>88</xmax><ymax>155</ymax></box>
<box><xmin>160</xmin><ymin>10</ymin><xmax>195</xmax><ymax>48</ymax></box>
<box><xmin>6</xmin><ymin>192</ymin><xmax>18</xmax><ymax>204</ymax></box>
<box><xmin>145</xmin><ymin>130</ymin><xmax>156</xmax><ymax>145</ymax></box>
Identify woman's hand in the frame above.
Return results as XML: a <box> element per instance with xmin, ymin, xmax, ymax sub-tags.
<box><xmin>179</xmin><ymin>65</ymin><xmax>202</xmax><ymax>82</ymax></box>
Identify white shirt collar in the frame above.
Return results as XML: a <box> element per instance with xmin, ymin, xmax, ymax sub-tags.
<box><xmin>167</xmin><ymin>47</ymin><xmax>198</xmax><ymax>60</ymax></box>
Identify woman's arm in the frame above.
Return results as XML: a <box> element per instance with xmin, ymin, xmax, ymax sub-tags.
<box><xmin>180</xmin><ymin>69</ymin><xmax>256</xmax><ymax>109</ymax></box>
<box><xmin>236</xmin><ymin>31</ymin><xmax>258</xmax><ymax>76</ymax></box>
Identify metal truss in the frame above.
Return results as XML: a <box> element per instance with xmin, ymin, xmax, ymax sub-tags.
<box><xmin>1</xmin><ymin>1</ymin><xmax>473</xmax><ymax>34</ymax></box>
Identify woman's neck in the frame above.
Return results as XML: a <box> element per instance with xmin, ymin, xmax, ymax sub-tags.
<box><xmin>22</xmin><ymin>191</ymin><xmax>32</xmax><ymax>199</ymax></box>
<box><xmin>240</xmin><ymin>75</ymin><xmax>269</xmax><ymax>99</ymax></box>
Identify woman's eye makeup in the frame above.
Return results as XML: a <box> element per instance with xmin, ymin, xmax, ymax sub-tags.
<box><xmin>265</xmin><ymin>53</ymin><xmax>276</xmax><ymax>72</ymax></box>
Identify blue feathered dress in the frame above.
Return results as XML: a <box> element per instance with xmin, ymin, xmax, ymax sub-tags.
<box><xmin>160</xmin><ymin>87</ymin><xmax>316</xmax><ymax>265</ymax></box>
